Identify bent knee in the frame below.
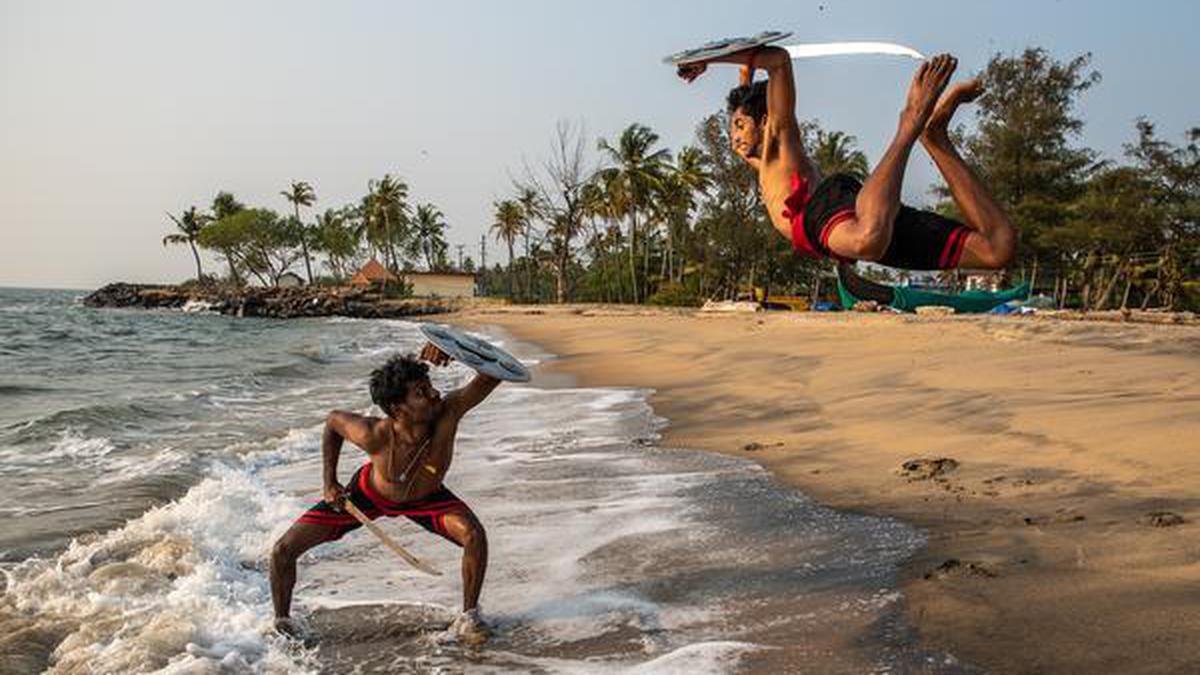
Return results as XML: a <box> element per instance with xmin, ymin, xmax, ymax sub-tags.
<box><xmin>848</xmin><ymin>231</ymin><xmax>890</xmax><ymax>261</ymax></box>
<box><xmin>975</xmin><ymin>234</ymin><xmax>1017</xmax><ymax>269</ymax></box>
<box><xmin>827</xmin><ymin>217</ymin><xmax>891</xmax><ymax>261</ymax></box>
<box><xmin>462</xmin><ymin>522</ymin><xmax>487</xmax><ymax>550</ymax></box>
<box><xmin>272</xmin><ymin>537</ymin><xmax>299</xmax><ymax>563</ymax></box>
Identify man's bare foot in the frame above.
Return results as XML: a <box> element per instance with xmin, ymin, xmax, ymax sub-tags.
<box><xmin>447</xmin><ymin>608</ymin><xmax>490</xmax><ymax>647</ymax></box>
<box><xmin>923</xmin><ymin>78</ymin><xmax>984</xmax><ymax>146</ymax></box>
<box><xmin>900</xmin><ymin>54</ymin><xmax>957</xmax><ymax>138</ymax></box>
<box><xmin>273</xmin><ymin>617</ymin><xmax>308</xmax><ymax>641</ymax></box>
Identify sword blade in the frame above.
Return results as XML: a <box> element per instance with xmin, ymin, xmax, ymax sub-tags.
<box><xmin>784</xmin><ymin>41</ymin><xmax>925</xmax><ymax>60</ymax></box>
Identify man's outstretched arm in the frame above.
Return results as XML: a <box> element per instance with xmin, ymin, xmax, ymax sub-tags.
<box><xmin>418</xmin><ymin>341</ymin><xmax>502</xmax><ymax>418</ymax></box>
<box><xmin>445</xmin><ymin>373</ymin><xmax>502</xmax><ymax>418</ymax></box>
<box><xmin>677</xmin><ymin>46</ymin><xmax>796</xmax><ymax>126</ymax></box>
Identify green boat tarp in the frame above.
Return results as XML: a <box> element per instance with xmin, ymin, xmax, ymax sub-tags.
<box><xmin>836</xmin><ymin>264</ymin><xmax>1029</xmax><ymax>314</ymax></box>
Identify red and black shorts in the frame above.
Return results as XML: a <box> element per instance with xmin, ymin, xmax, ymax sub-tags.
<box><xmin>296</xmin><ymin>463</ymin><xmax>475</xmax><ymax>544</ymax></box>
<box><xmin>802</xmin><ymin>173</ymin><xmax>972</xmax><ymax>270</ymax></box>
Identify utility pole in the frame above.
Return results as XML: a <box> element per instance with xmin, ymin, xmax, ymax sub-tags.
<box><xmin>479</xmin><ymin>233</ymin><xmax>487</xmax><ymax>296</ymax></box>
<box><xmin>456</xmin><ymin>244</ymin><xmax>464</xmax><ymax>271</ymax></box>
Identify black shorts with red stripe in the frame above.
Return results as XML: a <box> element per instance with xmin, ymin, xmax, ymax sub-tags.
<box><xmin>802</xmin><ymin>173</ymin><xmax>971</xmax><ymax>270</ymax></box>
<box><xmin>296</xmin><ymin>463</ymin><xmax>475</xmax><ymax>544</ymax></box>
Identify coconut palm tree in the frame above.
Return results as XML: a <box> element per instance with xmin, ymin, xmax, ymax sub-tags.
<box><xmin>366</xmin><ymin>175</ymin><xmax>410</xmax><ymax>272</ymax></box>
<box><xmin>412</xmin><ymin>203</ymin><xmax>449</xmax><ymax>271</ymax></box>
<box><xmin>163</xmin><ymin>207</ymin><xmax>210</xmax><ymax>281</ymax></box>
<box><xmin>812</xmin><ymin>130</ymin><xmax>870</xmax><ymax>180</ymax></box>
<box><xmin>313</xmin><ymin>208</ymin><xmax>359</xmax><ymax>280</ymax></box>
<box><xmin>661</xmin><ymin>146</ymin><xmax>711</xmax><ymax>283</ymax></box>
<box><xmin>280</xmin><ymin>181</ymin><xmax>317</xmax><ymax>283</ymax></box>
<box><xmin>596</xmin><ymin>123</ymin><xmax>672</xmax><ymax>302</ymax></box>
<box><xmin>208</xmin><ymin>191</ymin><xmax>246</xmax><ymax>284</ymax></box>
<box><xmin>516</xmin><ymin>187</ymin><xmax>542</xmax><ymax>301</ymax></box>
<box><xmin>491</xmin><ymin>200</ymin><xmax>523</xmax><ymax>298</ymax></box>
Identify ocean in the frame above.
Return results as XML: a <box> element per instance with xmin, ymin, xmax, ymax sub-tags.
<box><xmin>0</xmin><ymin>287</ymin><xmax>961</xmax><ymax>673</ymax></box>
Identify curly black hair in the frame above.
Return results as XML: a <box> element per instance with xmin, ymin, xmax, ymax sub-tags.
<box><xmin>369</xmin><ymin>354</ymin><xmax>430</xmax><ymax>414</ymax></box>
<box><xmin>726</xmin><ymin>80</ymin><xmax>768</xmax><ymax>122</ymax></box>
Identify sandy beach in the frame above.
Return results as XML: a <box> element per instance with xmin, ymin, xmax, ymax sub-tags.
<box><xmin>451</xmin><ymin>306</ymin><xmax>1200</xmax><ymax>674</ymax></box>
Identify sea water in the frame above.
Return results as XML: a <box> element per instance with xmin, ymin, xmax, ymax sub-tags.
<box><xmin>0</xmin><ymin>288</ymin><xmax>962</xmax><ymax>673</ymax></box>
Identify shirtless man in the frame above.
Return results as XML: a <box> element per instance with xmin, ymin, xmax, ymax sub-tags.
<box><xmin>678</xmin><ymin>49</ymin><xmax>1017</xmax><ymax>271</ymax></box>
<box><xmin>270</xmin><ymin>344</ymin><xmax>497</xmax><ymax>643</ymax></box>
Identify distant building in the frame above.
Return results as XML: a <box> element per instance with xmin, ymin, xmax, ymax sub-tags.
<box><xmin>964</xmin><ymin>271</ymin><xmax>1005</xmax><ymax>292</ymax></box>
<box><xmin>277</xmin><ymin>272</ymin><xmax>305</xmax><ymax>288</ymax></box>
<box><xmin>349</xmin><ymin>259</ymin><xmax>400</xmax><ymax>289</ymax></box>
<box><xmin>404</xmin><ymin>272</ymin><xmax>476</xmax><ymax>298</ymax></box>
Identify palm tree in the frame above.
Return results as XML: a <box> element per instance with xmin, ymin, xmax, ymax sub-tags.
<box><xmin>313</xmin><ymin>208</ymin><xmax>359</xmax><ymax>280</ymax></box>
<box><xmin>812</xmin><ymin>130</ymin><xmax>870</xmax><ymax>180</ymax></box>
<box><xmin>412</xmin><ymin>203</ymin><xmax>449</xmax><ymax>271</ymax></box>
<box><xmin>281</xmin><ymin>181</ymin><xmax>317</xmax><ymax>283</ymax></box>
<box><xmin>596</xmin><ymin>123</ymin><xmax>672</xmax><ymax>302</ymax></box>
<box><xmin>491</xmin><ymin>200</ymin><xmax>523</xmax><ymax>298</ymax></box>
<box><xmin>366</xmin><ymin>174</ymin><xmax>410</xmax><ymax>272</ymax></box>
<box><xmin>209</xmin><ymin>191</ymin><xmax>245</xmax><ymax>284</ymax></box>
<box><xmin>662</xmin><ymin>146</ymin><xmax>711</xmax><ymax>283</ymax></box>
<box><xmin>163</xmin><ymin>206</ymin><xmax>210</xmax><ymax>281</ymax></box>
<box><xmin>580</xmin><ymin>182</ymin><xmax>615</xmax><ymax>302</ymax></box>
<box><xmin>516</xmin><ymin>187</ymin><xmax>541</xmax><ymax>301</ymax></box>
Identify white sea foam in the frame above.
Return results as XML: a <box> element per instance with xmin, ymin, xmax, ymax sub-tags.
<box><xmin>47</xmin><ymin>429</ymin><xmax>117</xmax><ymax>460</ymax></box>
<box><xmin>2</xmin><ymin>321</ymin><xmax>929</xmax><ymax>673</ymax></box>
<box><xmin>179</xmin><ymin>300</ymin><xmax>216</xmax><ymax>313</ymax></box>
<box><xmin>3</xmin><ymin>465</ymin><xmax>314</xmax><ymax>673</ymax></box>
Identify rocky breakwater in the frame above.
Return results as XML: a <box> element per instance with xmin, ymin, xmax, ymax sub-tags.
<box><xmin>83</xmin><ymin>283</ymin><xmax>456</xmax><ymax>319</ymax></box>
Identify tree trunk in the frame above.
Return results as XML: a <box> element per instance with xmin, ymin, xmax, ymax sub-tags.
<box><xmin>1080</xmin><ymin>251</ymin><xmax>1097</xmax><ymax>311</ymax></box>
<box><xmin>1140</xmin><ymin>279</ymin><xmax>1159</xmax><ymax>310</ymax></box>
<box><xmin>507</xmin><ymin>240</ymin><xmax>515</xmax><ymax>298</ymax></box>
<box><xmin>628</xmin><ymin>213</ymin><xmax>639</xmax><ymax>304</ymax></box>
<box><xmin>189</xmin><ymin>241</ymin><xmax>204</xmax><ymax>280</ymax></box>
<box><xmin>666</xmin><ymin>223</ymin><xmax>674</xmax><ymax>284</ymax></box>
<box><xmin>1095</xmin><ymin>253</ymin><xmax>1130</xmax><ymax>311</ymax></box>
<box><xmin>556</xmin><ymin>248</ymin><xmax>567</xmax><ymax>303</ymax></box>
<box><xmin>1029</xmin><ymin>255</ymin><xmax>1039</xmax><ymax>294</ymax></box>
<box><xmin>223</xmin><ymin>248</ymin><xmax>243</xmax><ymax>286</ymax></box>
<box><xmin>295</xmin><ymin>204</ymin><xmax>313</xmax><ymax>284</ymax></box>
<box><xmin>381</xmin><ymin>211</ymin><xmax>394</xmax><ymax>290</ymax></box>
<box><xmin>642</xmin><ymin>221</ymin><xmax>651</xmax><ymax>300</ymax></box>
<box><xmin>523</xmin><ymin>230</ymin><xmax>532</xmax><ymax>302</ymax></box>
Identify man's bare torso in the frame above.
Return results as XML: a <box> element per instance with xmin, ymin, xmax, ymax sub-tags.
<box><xmin>757</xmin><ymin>122</ymin><xmax>821</xmax><ymax>243</ymax></box>
<box><xmin>366</xmin><ymin>407</ymin><xmax>460</xmax><ymax>502</ymax></box>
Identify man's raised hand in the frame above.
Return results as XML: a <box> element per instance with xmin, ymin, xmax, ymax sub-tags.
<box><xmin>677</xmin><ymin>62</ymin><xmax>707</xmax><ymax>83</ymax></box>
<box><xmin>419</xmin><ymin>341</ymin><xmax>453</xmax><ymax>366</ymax></box>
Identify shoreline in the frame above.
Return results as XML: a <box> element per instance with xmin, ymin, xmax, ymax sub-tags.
<box><xmin>448</xmin><ymin>304</ymin><xmax>1200</xmax><ymax>674</ymax></box>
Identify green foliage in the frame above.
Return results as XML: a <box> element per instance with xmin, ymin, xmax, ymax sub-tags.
<box><xmin>647</xmin><ymin>281</ymin><xmax>702</xmax><ymax>307</ymax></box>
<box><xmin>162</xmin><ymin>45</ymin><xmax>1195</xmax><ymax>311</ymax></box>
<box><xmin>412</xmin><ymin>203</ymin><xmax>450</xmax><ymax>271</ymax></box>
<box><xmin>197</xmin><ymin>208</ymin><xmax>301</xmax><ymax>286</ymax></box>
<box><xmin>162</xmin><ymin>206</ymin><xmax>210</xmax><ymax>280</ymax></box>
<box><xmin>949</xmin><ymin>48</ymin><xmax>1100</xmax><ymax>262</ymax></box>
<box><xmin>811</xmin><ymin>129</ymin><xmax>870</xmax><ymax>180</ymax></box>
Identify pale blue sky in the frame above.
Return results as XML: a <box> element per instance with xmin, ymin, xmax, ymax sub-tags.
<box><xmin>1</xmin><ymin>0</ymin><xmax>1196</xmax><ymax>288</ymax></box>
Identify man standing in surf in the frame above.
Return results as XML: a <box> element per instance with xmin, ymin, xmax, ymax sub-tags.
<box><xmin>678</xmin><ymin>48</ymin><xmax>1017</xmax><ymax>271</ymax></box>
<box><xmin>270</xmin><ymin>342</ymin><xmax>499</xmax><ymax>644</ymax></box>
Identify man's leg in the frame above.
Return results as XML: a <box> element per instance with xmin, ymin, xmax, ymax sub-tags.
<box><xmin>920</xmin><ymin>79</ymin><xmax>1017</xmax><ymax>269</ymax></box>
<box><xmin>270</xmin><ymin>522</ymin><xmax>337</xmax><ymax>630</ymax></box>
<box><xmin>825</xmin><ymin>54</ymin><xmax>957</xmax><ymax>261</ymax></box>
<box><xmin>439</xmin><ymin>511</ymin><xmax>488</xmax><ymax>612</ymax></box>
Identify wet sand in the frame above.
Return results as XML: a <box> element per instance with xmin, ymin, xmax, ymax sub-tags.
<box><xmin>450</xmin><ymin>305</ymin><xmax>1200</xmax><ymax>674</ymax></box>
